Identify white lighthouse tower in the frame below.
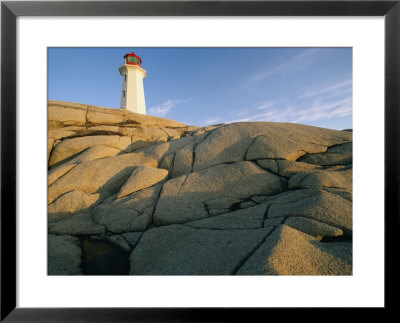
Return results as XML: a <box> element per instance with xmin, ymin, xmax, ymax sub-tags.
<box><xmin>119</xmin><ymin>52</ymin><xmax>147</xmax><ymax>114</ymax></box>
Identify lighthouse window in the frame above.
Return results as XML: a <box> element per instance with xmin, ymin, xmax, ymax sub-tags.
<box><xmin>122</xmin><ymin>90</ymin><xmax>125</xmax><ymax>98</ymax></box>
<box><xmin>124</xmin><ymin>75</ymin><xmax>127</xmax><ymax>82</ymax></box>
<box><xmin>128</xmin><ymin>56</ymin><xmax>140</xmax><ymax>64</ymax></box>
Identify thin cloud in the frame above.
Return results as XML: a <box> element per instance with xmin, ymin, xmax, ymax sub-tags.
<box><xmin>148</xmin><ymin>99</ymin><xmax>189</xmax><ymax>117</ymax></box>
<box><xmin>246</xmin><ymin>49</ymin><xmax>327</xmax><ymax>86</ymax></box>
<box><xmin>293</xmin><ymin>97</ymin><xmax>352</xmax><ymax>123</ymax></box>
<box><xmin>235</xmin><ymin>107</ymin><xmax>251</xmax><ymax>116</ymax></box>
<box><xmin>256</xmin><ymin>101</ymin><xmax>275</xmax><ymax>110</ymax></box>
<box><xmin>203</xmin><ymin>117</ymin><xmax>223</xmax><ymax>125</ymax></box>
<box><xmin>299</xmin><ymin>79</ymin><xmax>352</xmax><ymax>98</ymax></box>
<box><xmin>224</xmin><ymin>97</ymin><xmax>352</xmax><ymax>125</ymax></box>
<box><xmin>225</xmin><ymin>102</ymin><xmax>275</xmax><ymax>123</ymax></box>
<box><xmin>325</xmin><ymin>86</ymin><xmax>352</xmax><ymax>99</ymax></box>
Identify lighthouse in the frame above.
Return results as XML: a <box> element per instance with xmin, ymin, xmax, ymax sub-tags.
<box><xmin>119</xmin><ymin>52</ymin><xmax>147</xmax><ymax>114</ymax></box>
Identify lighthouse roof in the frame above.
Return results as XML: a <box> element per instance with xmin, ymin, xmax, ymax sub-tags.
<box><xmin>124</xmin><ymin>52</ymin><xmax>142</xmax><ymax>67</ymax></box>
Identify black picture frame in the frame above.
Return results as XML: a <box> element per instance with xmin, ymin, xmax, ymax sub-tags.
<box><xmin>1</xmin><ymin>0</ymin><xmax>399</xmax><ymax>321</ymax></box>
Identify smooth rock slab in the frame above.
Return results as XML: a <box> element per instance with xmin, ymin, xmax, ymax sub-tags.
<box><xmin>193</xmin><ymin>122</ymin><xmax>351</xmax><ymax>171</ymax></box>
<box><xmin>48</xmin><ymin>212</ymin><xmax>105</xmax><ymax>235</ymax></box>
<box><xmin>85</xmin><ymin>103</ymin><xmax>187</xmax><ymax>128</ymax></box>
<box><xmin>87</xmin><ymin>125</ymin><xmax>121</xmax><ymax>133</ymax></box>
<box><xmin>129</xmin><ymin>225</ymin><xmax>274</xmax><ymax>275</ymax></box>
<box><xmin>48</xmin><ymin>163</ymin><xmax>77</xmax><ymax>186</ymax></box>
<box><xmin>322</xmin><ymin>187</ymin><xmax>352</xmax><ymax>201</ymax></box>
<box><xmin>49</xmin><ymin>135</ymin><xmax>131</xmax><ymax>166</ymax></box>
<box><xmin>236</xmin><ymin>225</ymin><xmax>352</xmax><ymax>275</ymax></box>
<box><xmin>127</xmin><ymin>126</ymin><xmax>169</xmax><ymax>142</ymax></box>
<box><xmin>48</xmin><ymin>129</ymin><xmax>77</xmax><ymax>141</ymax></box>
<box><xmin>276</xmin><ymin>160</ymin><xmax>322</xmax><ymax>177</ymax></box>
<box><xmin>267</xmin><ymin>190</ymin><xmax>352</xmax><ymax>234</ymax></box>
<box><xmin>48</xmin><ymin>153</ymin><xmax>157</xmax><ymax>204</ymax></box>
<box><xmin>185</xmin><ymin>203</ymin><xmax>268</xmax><ymax>230</ymax></box>
<box><xmin>48</xmin><ymin>103</ymin><xmax>87</xmax><ymax>129</ymax></box>
<box><xmin>251</xmin><ymin>195</ymin><xmax>269</xmax><ymax>203</ymax></box>
<box><xmin>171</xmin><ymin>143</ymin><xmax>194</xmax><ymax>178</ymax></box>
<box><xmin>48</xmin><ymin>234</ymin><xmax>82</xmax><ymax>275</ymax></box>
<box><xmin>48</xmin><ymin>190</ymin><xmax>101</xmax><ymax>222</ymax></box>
<box><xmin>159</xmin><ymin>153</ymin><xmax>175</xmax><ymax>173</ymax></box>
<box><xmin>264</xmin><ymin>216</ymin><xmax>285</xmax><ymax>227</ymax></box>
<box><xmin>121</xmin><ymin>232</ymin><xmax>143</xmax><ymax>248</ymax></box>
<box><xmin>247</xmin><ymin>134</ymin><xmax>325</xmax><ymax>161</ymax></box>
<box><xmin>193</xmin><ymin>123</ymin><xmax>253</xmax><ymax>171</ymax></box>
<box><xmin>94</xmin><ymin>210</ymin><xmax>149</xmax><ymax>234</ymax></box>
<box><xmin>93</xmin><ymin>184</ymin><xmax>162</xmax><ymax>233</ymax></box>
<box><xmin>153</xmin><ymin>161</ymin><xmax>284</xmax><ymax>225</ymax></box>
<box><xmin>256</xmin><ymin>159</ymin><xmax>278</xmax><ymax>174</ymax></box>
<box><xmin>134</xmin><ymin>135</ymin><xmax>195</xmax><ymax>163</ymax></box>
<box><xmin>263</xmin><ymin>188</ymin><xmax>321</xmax><ymax>204</ymax></box>
<box><xmin>240</xmin><ymin>200</ymin><xmax>257</xmax><ymax>208</ymax></box>
<box><xmin>284</xmin><ymin>216</ymin><xmax>343</xmax><ymax>239</ymax></box>
<box><xmin>66</xmin><ymin>145</ymin><xmax>121</xmax><ymax>165</ymax></box>
<box><xmin>48</xmin><ymin>101</ymin><xmax>186</xmax><ymax>132</ymax></box>
<box><xmin>48</xmin><ymin>138</ymin><xmax>54</xmax><ymax>162</ymax></box>
<box><xmin>117</xmin><ymin>165</ymin><xmax>168</xmax><ymax>198</ymax></box>
<box><xmin>288</xmin><ymin>168</ymin><xmax>352</xmax><ymax>193</ymax></box>
<box><xmin>128</xmin><ymin>139</ymin><xmax>153</xmax><ymax>152</ymax></box>
<box><xmin>299</xmin><ymin>142</ymin><xmax>352</xmax><ymax>166</ymax></box>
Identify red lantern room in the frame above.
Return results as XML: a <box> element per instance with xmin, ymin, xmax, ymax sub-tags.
<box><xmin>124</xmin><ymin>52</ymin><xmax>142</xmax><ymax>67</ymax></box>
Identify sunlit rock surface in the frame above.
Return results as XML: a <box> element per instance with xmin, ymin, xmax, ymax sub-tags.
<box><xmin>48</xmin><ymin>101</ymin><xmax>352</xmax><ymax>275</ymax></box>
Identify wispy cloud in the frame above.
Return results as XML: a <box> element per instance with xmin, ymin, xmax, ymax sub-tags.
<box><xmin>202</xmin><ymin>104</ymin><xmax>272</xmax><ymax>126</ymax></box>
<box><xmin>246</xmin><ymin>49</ymin><xmax>327</xmax><ymax>86</ymax></box>
<box><xmin>255</xmin><ymin>101</ymin><xmax>275</xmax><ymax>110</ymax></box>
<box><xmin>236</xmin><ymin>108</ymin><xmax>251</xmax><ymax>116</ymax></box>
<box><xmin>299</xmin><ymin>79</ymin><xmax>352</xmax><ymax>98</ymax></box>
<box><xmin>148</xmin><ymin>99</ymin><xmax>190</xmax><ymax>117</ymax></box>
<box><xmin>203</xmin><ymin>117</ymin><xmax>223</xmax><ymax>125</ymax></box>
<box><xmin>294</xmin><ymin>97</ymin><xmax>352</xmax><ymax>123</ymax></box>
<box><xmin>224</xmin><ymin>97</ymin><xmax>352</xmax><ymax>125</ymax></box>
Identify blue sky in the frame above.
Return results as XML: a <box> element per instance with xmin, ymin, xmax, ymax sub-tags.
<box><xmin>48</xmin><ymin>47</ymin><xmax>352</xmax><ymax>130</ymax></box>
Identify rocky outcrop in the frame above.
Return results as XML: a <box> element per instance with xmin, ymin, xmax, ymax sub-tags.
<box><xmin>129</xmin><ymin>225</ymin><xmax>275</xmax><ymax>275</ymax></box>
<box><xmin>153</xmin><ymin>161</ymin><xmax>285</xmax><ymax>225</ymax></box>
<box><xmin>48</xmin><ymin>101</ymin><xmax>352</xmax><ymax>275</ymax></box>
<box><xmin>48</xmin><ymin>234</ymin><xmax>83</xmax><ymax>275</ymax></box>
<box><xmin>236</xmin><ymin>225</ymin><xmax>352</xmax><ymax>275</ymax></box>
<box><xmin>117</xmin><ymin>165</ymin><xmax>168</xmax><ymax>199</ymax></box>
